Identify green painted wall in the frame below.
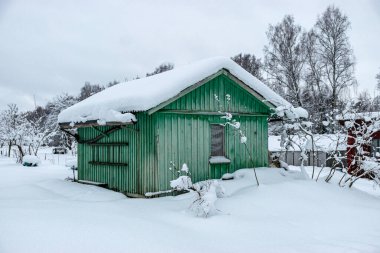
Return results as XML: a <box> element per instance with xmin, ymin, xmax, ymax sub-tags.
<box><xmin>162</xmin><ymin>74</ymin><xmax>270</xmax><ymax>114</ymax></box>
<box><xmin>77</xmin><ymin>113</ymin><xmax>156</xmax><ymax>195</ymax></box>
<box><xmin>77</xmin><ymin>72</ymin><xmax>271</xmax><ymax>196</ymax></box>
<box><xmin>155</xmin><ymin>113</ymin><xmax>268</xmax><ymax>191</ymax></box>
<box><xmin>155</xmin><ymin>73</ymin><xmax>269</xmax><ymax>191</ymax></box>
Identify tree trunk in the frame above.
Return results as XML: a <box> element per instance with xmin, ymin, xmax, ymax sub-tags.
<box><xmin>16</xmin><ymin>145</ymin><xmax>24</xmax><ymax>163</ymax></box>
<box><xmin>8</xmin><ymin>140</ymin><xmax>12</xmax><ymax>157</ymax></box>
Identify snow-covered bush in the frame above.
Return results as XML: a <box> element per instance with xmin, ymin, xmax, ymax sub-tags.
<box><xmin>331</xmin><ymin>103</ymin><xmax>380</xmax><ymax>187</ymax></box>
<box><xmin>22</xmin><ymin>155</ymin><xmax>40</xmax><ymax>167</ymax></box>
<box><xmin>169</xmin><ymin>162</ymin><xmax>225</xmax><ymax>217</ymax></box>
<box><xmin>170</xmin><ymin>175</ymin><xmax>193</xmax><ymax>191</ymax></box>
<box><xmin>274</xmin><ymin>106</ymin><xmax>312</xmax><ymax>179</ymax></box>
<box><xmin>189</xmin><ymin>180</ymin><xmax>225</xmax><ymax>217</ymax></box>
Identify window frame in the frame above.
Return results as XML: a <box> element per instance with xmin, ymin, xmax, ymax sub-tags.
<box><xmin>210</xmin><ymin>124</ymin><xmax>225</xmax><ymax>157</ymax></box>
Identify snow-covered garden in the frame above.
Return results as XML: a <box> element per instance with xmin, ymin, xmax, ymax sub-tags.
<box><xmin>0</xmin><ymin>155</ymin><xmax>380</xmax><ymax>253</ymax></box>
<box><xmin>1</xmin><ymin>2</ymin><xmax>380</xmax><ymax>252</ymax></box>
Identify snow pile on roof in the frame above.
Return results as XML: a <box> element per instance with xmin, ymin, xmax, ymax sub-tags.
<box><xmin>95</xmin><ymin>110</ymin><xmax>136</xmax><ymax>126</ymax></box>
<box><xmin>58</xmin><ymin>56</ymin><xmax>291</xmax><ymax>124</ymax></box>
<box><xmin>275</xmin><ymin>106</ymin><xmax>309</xmax><ymax>119</ymax></box>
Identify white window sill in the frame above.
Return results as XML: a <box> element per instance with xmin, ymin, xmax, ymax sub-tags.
<box><xmin>209</xmin><ymin>156</ymin><xmax>231</xmax><ymax>164</ymax></box>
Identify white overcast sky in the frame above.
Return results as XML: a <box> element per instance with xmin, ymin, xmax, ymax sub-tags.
<box><xmin>0</xmin><ymin>0</ymin><xmax>379</xmax><ymax>110</ymax></box>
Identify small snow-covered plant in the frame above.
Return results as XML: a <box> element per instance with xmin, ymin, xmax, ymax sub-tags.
<box><xmin>169</xmin><ymin>162</ymin><xmax>225</xmax><ymax>217</ymax></box>
<box><xmin>189</xmin><ymin>180</ymin><xmax>225</xmax><ymax>217</ymax></box>
<box><xmin>275</xmin><ymin>105</ymin><xmax>313</xmax><ymax>179</ymax></box>
<box><xmin>169</xmin><ymin>162</ymin><xmax>193</xmax><ymax>191</ymax></box>
<box><xmin>214</xmin><ymin>94</ymin><xmax>259</xmax><ymax>185</ymax></box>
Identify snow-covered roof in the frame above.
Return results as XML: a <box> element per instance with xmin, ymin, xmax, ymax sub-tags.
<box><xmin>58</xmin><ymin>56</ymin><xmax>291</xmax><ymax>124</ymax></box>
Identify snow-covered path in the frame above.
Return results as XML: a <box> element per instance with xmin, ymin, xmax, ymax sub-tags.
<box><xmin>0</xmin><ymin>157</ymin><xmax>380</xmax><ymax>253</ymax></box>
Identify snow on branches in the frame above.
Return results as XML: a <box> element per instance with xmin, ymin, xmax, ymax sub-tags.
<box><xmin>147</xmin><ymin>161</ymin><xmax>225</xmax><ymax>217</ymax></box>
<box><xmin>332</xmin><ymin>103</ymin><xmax>380</xmax><ymax>187</ymax></box>
<box><xmin>275</xmin><ymin>105</ymin><xmax>313</xmax><ymax>179</ymax></box>
<box><xmin>214</xmin><ymin>94</ymin><xmax>259</xmax><ymax>185</ymax></box>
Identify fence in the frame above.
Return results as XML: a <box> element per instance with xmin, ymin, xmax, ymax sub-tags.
<box><xmin>0</xmin><ymin>147</ymin><xmax>76</xmax><ymax>166</ymax></box>
<box><xmin>274</xmin><ymin>150</ymin><xmax>347</xmax><ymax>168</ymax></box>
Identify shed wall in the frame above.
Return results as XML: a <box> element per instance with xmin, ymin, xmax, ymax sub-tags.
<box><xmin>155</xmin><ymin>73</ymin><xmax>270</xmax><ymax>191</ymax></box>
<box><xmin>77</xmin><ymin>112</ymin><xmax>156</xmax><ymax>195</ymax></box>
<box><xmin>155</xmin><ymin>113</ymin><xmax>268</xmax><ymax>191</ymax></box>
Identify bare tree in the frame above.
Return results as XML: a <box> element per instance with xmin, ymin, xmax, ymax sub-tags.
<box><xmin>302</xmin><ymin>30</ymin><xmax>330</xmax><ymax>131</ymax></box>
<box><xmin>264</xmin><ymin>15</ymin><xmax>305</xmax><ymax>107</ymax></box>
<box><xmin>354</xmin><ymin>91</ymin><xmax>373</xmax><ymax>112</ymax></box>
<box><xmin>376</xmin><ymin>69</ymin><xmax>380</xmax><ymax>91</ymax></box>
<box><xmin>78</xmin><ymin>82</ymin><xmax>104</xmax><ymax>101</ymax></box>
<box><xmin>0</xmin><ymin>104</ymin><xmax>20</xmax><ymax>157</ymax></box>
<box><xmin>231</xmin><ymin>53</ymin><xmax>263</xmax><ymax>81</ymax></box>
<box><xmin>146</xmin><ymin>63</ymin><xmax>174</xmax><ymax>77</ymax></box>
<box><xmin>107</xmin><ymin>80</ymin><xmax>120</xmax><ymax>87</ymax></box>
<box><xmin>45</xmin><ymin>93</ymin><xmax>78</xmax><ymax>150</ymax></box>
<box><xmin>314</xmin><ymin>6</ymin><xmax>356</xmax><ymax>111</ymax></box>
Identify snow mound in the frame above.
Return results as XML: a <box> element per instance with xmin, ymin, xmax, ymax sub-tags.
<box><xmin>221</xmin><ymin>173</ymin><xmax>234</xmax><ymax>180</ymax></box>
<box><xmin>22</xmin><ymin>155</ymin><xmax>40</xmax><ymax>167</ymax></box>
<box><xmin>58</xmin><ymin>56</ymin><xmax>291</xmax><ymax>123</ymax></box>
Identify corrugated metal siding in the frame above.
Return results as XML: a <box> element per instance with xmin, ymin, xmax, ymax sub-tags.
<box><xmin>155</xmin><ymin>113</ymin><xmax>268</xmax><ymax>191</ymax></box>
<box><xmin>162</xmin><ymin>74</ymin><xmax>270</xmax><ymax>114</ymax></box>
<box><xmin>77</xmin><ymin>112</ymin><xmax>157</xmax><ymax>195</ymax></box>
<box><xmin>155</xmin><ymin>73</ymin><xmax>270</xmax><ymax>191</ymax></box>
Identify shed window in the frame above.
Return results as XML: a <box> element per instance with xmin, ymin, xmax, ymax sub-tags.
<box><xmin>211</xmin><ymin>124</ymin><xmax>225</xmax><ymax>156</ymax></box>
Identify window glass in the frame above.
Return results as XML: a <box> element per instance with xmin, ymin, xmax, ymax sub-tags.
<box><xmin>211</xmin><ymin>124</ymin><xmax>225</xmax><ymax>156</ymax></box>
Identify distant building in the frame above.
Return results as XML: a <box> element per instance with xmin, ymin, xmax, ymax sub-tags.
<box><xmin>338</xmin><ymin>112</ymin><xmax>380</xmax><ymax>175</ymax></box>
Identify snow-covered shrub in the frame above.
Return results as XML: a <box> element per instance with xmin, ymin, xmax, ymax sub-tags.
<box><xmin>190</xmin><ymin>180</ymin><xmax>225</xmax><ymax>217</ymax></box>
<box><xmin>22</xmin><ymin>155</ymin><xmax>40</xmax><ymax>167</ymax></box>
<box><xmin>168</xmin><ymin>162</ymin><xmax>225</xmax><ymax>217</ymax></box>
<box><xmin>170</xmin><ymin>176</ymin><xmax>193</xmax><ymax>191</ymax></box>
<box><xmin>275</xmin><ymin>106</ymin><xmax>312</xmax><ymax>179</ymax></box>
<box><xmin>279</xmin><ymin>160</ymin><xmax>289</xmax><ymax>171</ymax></box>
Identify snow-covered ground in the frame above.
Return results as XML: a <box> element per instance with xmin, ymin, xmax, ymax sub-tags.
<box><xmin>0</xmin><ymin>157</ymin><xmax>380</xmax><ymax>253</ymax></box>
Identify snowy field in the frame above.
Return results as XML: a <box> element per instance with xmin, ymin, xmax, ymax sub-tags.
<box><xmin>1</xmin><ymin>157</ymin><xmax>380</xmax><ymax>253</ymax></box>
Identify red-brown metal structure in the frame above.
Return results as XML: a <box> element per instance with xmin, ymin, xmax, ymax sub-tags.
<box><xmin>341</xmin><ymin>118</ymin><xmax>380</xmax><ymax>175</ymax></box>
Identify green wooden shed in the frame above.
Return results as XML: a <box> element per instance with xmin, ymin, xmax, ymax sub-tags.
<box><xmin>58</xmin><ymin>57</ymin><xmax>290</xmax><ymax>197</ymax></box>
